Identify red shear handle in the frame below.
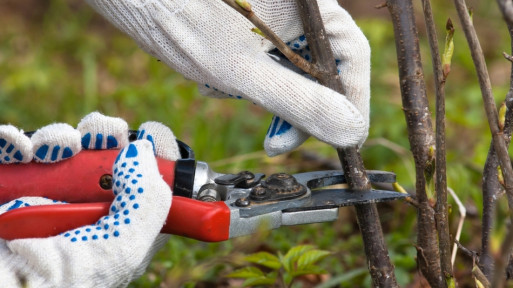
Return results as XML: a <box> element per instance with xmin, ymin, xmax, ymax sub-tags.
<box><xmin>0</xmin><ymin>150</ymin><xmax>176</xmax><ymax>204</ymax></box>
<box><xmin>0</xmin><ymin>197</ymin><xmax>231</xmax><ymax>242</ymax></box>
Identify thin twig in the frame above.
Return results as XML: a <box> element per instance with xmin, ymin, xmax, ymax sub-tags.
<box><xmin>375</xmin><ymin>2</ymin><xmax>388</xmax><ymax>9</ymax></box>
<box><xmin>453</xmin><ymin>0</ymin><xmax>513</xmax><ymax>286</ymax></box>
<box><xmin>392</xmin><ymin>181</ymin><xmax>420</xmax><ymax>208</ymax></box>
<box><xmin>454</xmin><ymin>240</ymin><xmax>490</xmax><ymax>288</ymax></box>
<box><xmin>504</xmin><ymin>52</ymin><xmax>513</xmax><ymax>63</ymax></box>
<box><xmin>455</xmin><ymin>240</ymin><xmax>477</xmax><ymax>259</ymax></box>
<box><xmin>403</xmin><ymin>195</ymin><xmax>419</xmax><ymax>208</ymax></box>
<box><xmin>448</xmin><ymin>187</ymin><xmax>466</xmax><ymax>267</ymax></box>
<box><xmin>453</xmin><ymin>0</ymin><xmax>513</xmax><ymax>203</ymax></box>
<box><xmin>480</xmin><ymin>31</ymin><xmax>513</xmax><ymax>282</ymax></box>
<box><xmin>474</xmin><ymin>264</ymin><xmax>492</xmax><ymax>288</ymax></box>
<box><xmin>220</xmin><ymin>0</ymin><xmax>320</xmax><ymax>79</ymax></box>
<box><xmin>421</xmin><ymin>0</ymin><xmax>453</xmax><ymax>281</ymax></box>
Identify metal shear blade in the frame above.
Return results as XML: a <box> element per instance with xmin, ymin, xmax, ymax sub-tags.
<box><xmin>290</xmin><ymin>170</ymin><xmax>404</xmax><ymax>211</ymax></box>
<box><xmin>228</xmin><ymin>169</ymin><xmax>403</xmax><ymax>217</ymax></box>
<box><xmin>219</xmin><ymin>169</ymin><xmax>406</xmax><ymax>239</ymax></box>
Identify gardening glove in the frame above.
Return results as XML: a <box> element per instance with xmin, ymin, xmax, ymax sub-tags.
<box><xmin>0</xmin><ymin>112</ymin><xmax>180</xmax><ymax>287</ymax></box>
<box><xmin>85</xmin><ymin>0</ymin><xmax>371</xmax><ymax>156</ymax></box>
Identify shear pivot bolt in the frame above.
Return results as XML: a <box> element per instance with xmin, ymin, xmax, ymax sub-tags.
<box><xmin>235</xmin><ymin>197</ymin><xmax>250</xmax><ymax>207</ymax></box>
<box><xmin>250</xmin><ymin>186</ymin><xmax>269</xmax><ymax>201</ymax></box>
<box><xmin>100</xmin><ymin>174</ymin><xmax>113</xmax><ymax>190</ymax></box>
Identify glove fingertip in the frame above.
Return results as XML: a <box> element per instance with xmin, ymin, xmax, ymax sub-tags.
<box><xmin>137</xmin><ymin>121</ymin><xmax>181</xmax><ymax>161</ymax></box>
<box><xmin>0</xmin><ymin>124</ymin><xmax>33</xmax><ymax>164</ymax></box>
<box><xmin>264</xmin><ymin>116</ymin><xmax>309</xmax><ymax>157</ymax></box>
<box><xmin>77</xmin><ymin>112</ymin><xmax>129</xmax><ymax>150</ymax></box>
<box><xmin>31</xmin><ymin>123</ymin><xmax>81</xmax><ymax>163</ymax></box>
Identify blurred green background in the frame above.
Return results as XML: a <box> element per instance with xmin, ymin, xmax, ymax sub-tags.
<box><xmin>1</xmin><ymin>0</ymin><xmax>511</xmax><ymax>286</ymax></box>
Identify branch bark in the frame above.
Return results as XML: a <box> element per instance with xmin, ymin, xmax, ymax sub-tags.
<box><xmin>385</xmin><ymin>0</ymin><xmax>444</xmax><ymax>286</ymax></box>
<box><xmin>480</xmin><ymin>54</ymin><xmax>513</xmax><ymax>280</ymax></box>
<box><xmin>220</xmin><ymin>0</ymin><xmax>398</xmax><ymax>286</ymax></box>
<box><xmin>480</xmin><ymin>10</ymin><xmax>513</xmax><ymax>282</ymax></box>
<box><xmin>420</xmin><ymin>0</ymin><xmax>453</xmax><ymax>282</ymax></box>
<box><xmin>497</xmin><ymin>0</ymin><xmax>513</xmax><ymax>27</ymax></box>
<box><xmin>452</xmin><ymin>0</ymin><xmax>513</xmax><ymax>286</ymax></box>
<box><xmin>295</xmin><ymin>1</ymin><xmax>397</xmax><ymax>286</ymax></box>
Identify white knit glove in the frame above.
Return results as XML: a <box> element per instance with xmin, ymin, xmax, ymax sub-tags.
<box><xmin>85</xmin><ymin>0</ymin><xmax>370</xmax><ymax>156</ymax></box>
<box><xmin>0</xmin><ymin>112</ymin><xmax>180</xmax><ymax>287</ymax></box>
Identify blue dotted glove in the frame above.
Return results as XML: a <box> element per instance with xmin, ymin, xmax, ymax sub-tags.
<box><xmin>0</xmin><ymin>112</ymin><xmax>180</xmax><ymax>287</ymax></box>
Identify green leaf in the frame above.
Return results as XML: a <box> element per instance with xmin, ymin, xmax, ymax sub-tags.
<box><xmin>499</xmin><ymin>101</ymin><xmax>507</xmax><ymax>131</ymax></box>
<box><xmin>242</xmin><ymin>272</ymin><xmax>277</xmax><ymax>287</ymax></box>
<box><xmin>251</xmin><ymin>28</ymin><xmax>266</xmax><ymax>38</ymax></box>
<box><xmin>291</xmin><ymin>267</ymin><xmax>327</xmax><ymax>278</ymax></box>
<box><xmin>283</xmin><ymin>272</ymin><xmax>294</xmax><ymax>286</ymax></box>
<box><xmin>474</xmin><ymin>278</ymin><xmax>485</xmax><ymax>288</ymax></box>
<box><xmin>244</xmin><ymin>252</ymin><xmax>282</xmax><ymax>270</ymax></box>
<box><xmin>447</xmin><ymin>277</ymin><xmax>456</xmax><ymax>288</ymax></box>
<box><xmin>442</xmin><ymin>18</ymin><xmax>454</xmax><ymax>78</ymax></box>
<box><xmin>282</xmin><ymin>245</ymin><xmax>315</xmax><ymax>273</ymax></box>
<box><xmin>235</xmin><ymin>0</ymin><xmax>252</xmax><ymax>12</ymax></box>
<box><xmin>226</xmin><ymin>267</ymin><xmax>264</xmax><ymax>279</ymax></box>
<box><xmin>297</xmin><ymin>249</ymin><xmax>331</xmax><ymax>270</ymax></box>
<box><xmin>498</xmin><ymin>165</ymin><xmax>505</xmax><ymax>187</ymax></box>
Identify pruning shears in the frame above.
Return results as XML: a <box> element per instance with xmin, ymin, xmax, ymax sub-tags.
<box><xmin>0</xmin><ymin>138</ymin><xmax>405</xmax><ymax>242</ymax></box>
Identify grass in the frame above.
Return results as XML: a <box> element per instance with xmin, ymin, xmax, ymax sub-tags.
<box><xmin>1</xmin><ymin>0</ymin><xmax>512</xmax><ymax>286</ymax></box>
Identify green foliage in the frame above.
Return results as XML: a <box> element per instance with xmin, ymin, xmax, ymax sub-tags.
<box><xmin>227</xmin><ymin>245</ymin><xmax>331</xmax><ymax>287</ymax></box>
<box><xmin>3</xmin><ymin>0</ymin><xmax>513</xmax><ymax>287</ymax></box>
<box><xmin>244</xmin><ymin>252</ymin><xmax>282</xmax><ymax>270</ymax></box>
<box><xmin>442</xmin><ymin>18</ymin><xmax>455</xmax><ymax>78</ymax></box>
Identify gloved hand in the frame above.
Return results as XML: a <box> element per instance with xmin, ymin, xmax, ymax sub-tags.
<box><xmin>0</xmin><ymin>112</ymin><xmax>180</xmax><ymax>287</ymax></box>
<box><xmin>85</xmin><ymin>0</ymin><xmax>370</xmax><ymax>156</ymax></box>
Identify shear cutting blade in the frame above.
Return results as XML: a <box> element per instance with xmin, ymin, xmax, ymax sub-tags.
<box><xmin>284</xmin><ymin>188</ymin><xmax>407</xmax><ymax>212</ymax></box>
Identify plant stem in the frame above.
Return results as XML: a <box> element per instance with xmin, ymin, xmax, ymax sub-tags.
<box><xmin>480</xmin><ymin>45</ymin><xmax>513</xmax><ymax>282</ymax></box>
<box><xmin>453</xmin><ymin>0</ymin><xmax>513</xmax><ymax>286</ymax></box>
<box><xmin>293</xmin><ymin>1</ymin><xmax>398</xmax><ymax>286</ymax></box>
<box><xmin>497</xmin><ymin>0</ymin><xmax>513</xmax><ymax>27</ymax></box>
<box><xmin>220</xmin><ymin>0</ymin><xmax>319</xmax><ymax>79</ymax></box>
<box><xmin>220</xmin><ymin>0</ymin><xmax>398</xmax><ymax>285</ymax></box>
<box><xmin>420</xmin><ymin>0</ymin><xmax>453</xmax><ymax>282</ymax></box>
<box><xmin>385</xmin><ymin>0</ymin><xmax>444</xmax><ymax>286</ymax></box>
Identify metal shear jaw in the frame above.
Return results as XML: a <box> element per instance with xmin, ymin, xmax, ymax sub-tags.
<box><xmin>194</xmin><ymin>163</ymin><xmax>405</xmax><ymax>239</ymax></box>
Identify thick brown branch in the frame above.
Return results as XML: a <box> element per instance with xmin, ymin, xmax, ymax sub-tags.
<box><xmin>221</xmin><ymin>0</ymin><xmax>398</xmax><ymax>285</ymax></box>
<box><xmin>481</xmin><ymin>147</ymin><xmax>501</xmax><ymax>279</ymax></box>
<box><xmin>386</xmin><ymin>0</ymin><xmax>444</xmax><ymax>287</ymax></box>
<box><xmin>294</xmin><ymin>1</ymin><xmax>397</xmax><ymax>286</ymax></box>
<box><xmin>337</xmin><ymin>149</ymin><xmax>398</xmax><ymax>287</ymax></box>
<box><xmin>420</xmin><ymin>0</ymin><xmax>453</xmax><ymax>282</ymax></box>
